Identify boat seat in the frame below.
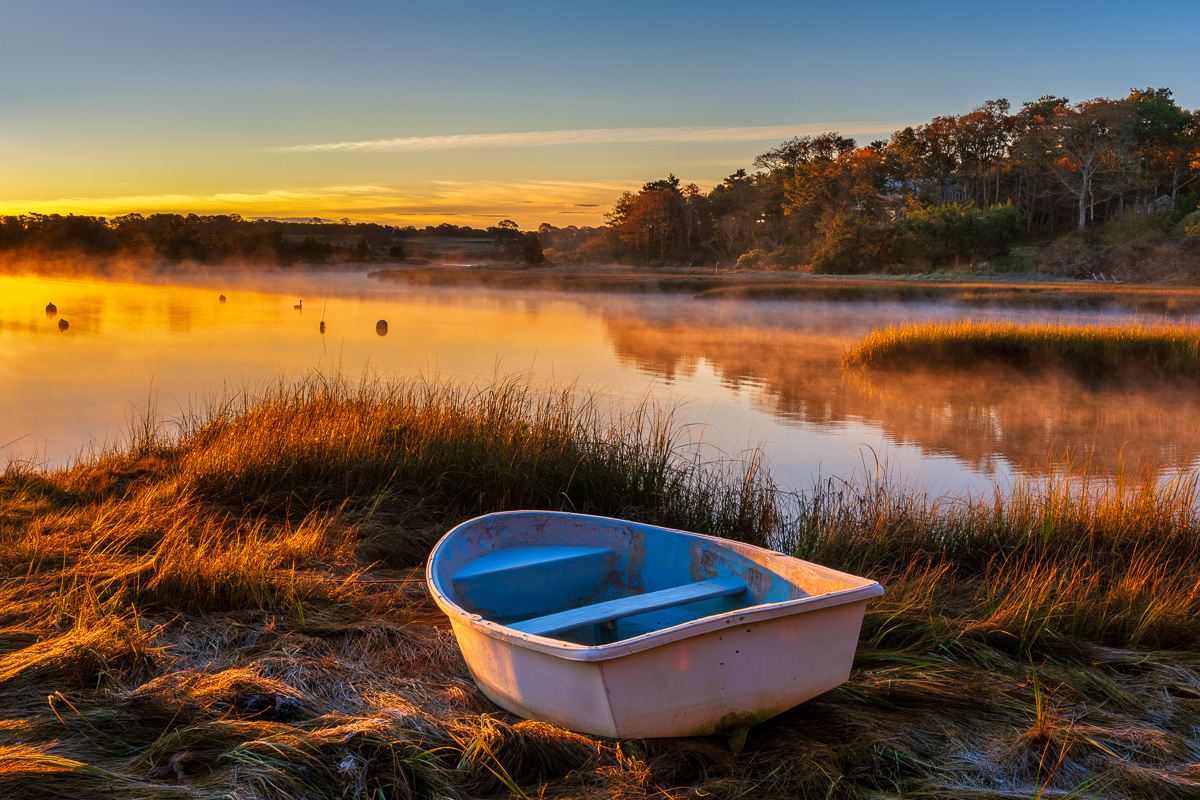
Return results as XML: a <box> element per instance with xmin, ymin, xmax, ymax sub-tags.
<box><xmin>452</xmin><ymin>546</ymin><xmax>614</xmax><ymax>588</ymax></box>
<box><xmin>509</xmin><ymin>577</ymin><xmax>748</xmax><ymax>637</ymax></box>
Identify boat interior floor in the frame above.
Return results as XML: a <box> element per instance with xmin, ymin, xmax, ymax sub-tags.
<box><xmin>451</xmin><ymin>545</ymin><xmax>757</xmax><ymax>645</ymax></box>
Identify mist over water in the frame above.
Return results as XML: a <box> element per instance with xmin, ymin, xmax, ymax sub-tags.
<box><xmin>3</xmin><ymin>269</ymin><xmax>1197</xmax><ymax>496</ymax></box>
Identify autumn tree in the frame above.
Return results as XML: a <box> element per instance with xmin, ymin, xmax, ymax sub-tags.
<box><xmin>1015</xmin><ymin>98</ymin><xmax>1137</xmax><ymax>229</ymax></box>
<box><xmin>1126</xmin><ymin>87</ymin><xmax>1198</xmax><ymax>201</ymax></box>
<box><xmin>754</xmin><ymin>133</ymin><xmax>857</xmax><ymax>172</ymax></box>
<box><xmin>784</xmin><ymin>145</ymin><xmax>886</xmax><ymax>232</ymax></box>
<box><xmin>605</xmin><ymin>175</ymin><xmax>696</xmax><ymax>263</ymax></box>
<box><xmin>954</xmin><ymin>99</ymin><xmax>1013</xmax><ymax>206</ymax></box>
<box><xmin>883</xmin><ymin>126</ymin><xmax>931</xmax><ymax>206</ymax></box>
<box><xmin>707</xmin><ymin>169</ymin><xmax>757</xmax><ymax>258</ymax></box>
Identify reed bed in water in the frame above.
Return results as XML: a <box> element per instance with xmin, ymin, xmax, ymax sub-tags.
<box><xmin>4</xmin><ymin>375</ymin><xmax>1200</xmax><ymax>797</ymax></box>
<box><xmin>843</xmin><ymin>319</ymin><xmax>1200</xmax><ymax>385</ymax></box>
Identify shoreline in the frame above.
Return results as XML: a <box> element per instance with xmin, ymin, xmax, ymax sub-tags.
<box><xmin>371</xmin><ymin>263</ymin><xmax>1200</xmax><ymax>314</ymax></box>
<box><xmin>8</xmin><ymin>253</ymin><xmax>1200</xmax><ymax>315</ymax></box>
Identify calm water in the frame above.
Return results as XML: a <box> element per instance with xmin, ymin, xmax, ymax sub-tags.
<box><xmin>3</xmin><ymin>269</ymin><xmax>1198</xmax><ymax>496</ymax></box>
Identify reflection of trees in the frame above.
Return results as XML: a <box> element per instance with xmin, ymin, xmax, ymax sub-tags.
<box><xmin>844</xmin><ymin>369</ymin><xmax>1200</xmax><ymax>476</ymax></box>
<box><xmin>604</xmin><ymin>317</ymin><xmax>1200</xmax><ymax>477</ymax></box>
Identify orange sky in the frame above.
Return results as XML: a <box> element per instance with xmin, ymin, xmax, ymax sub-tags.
<box><xmin>0</xmin><ymin>126</ymin><xmax>909</xmax><ymax>229</ymax></box>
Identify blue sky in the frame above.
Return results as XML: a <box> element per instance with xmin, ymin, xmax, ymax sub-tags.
<box><xmin>3</xmin><ymin>0</ymin><xmax>1197</xmax><ymax>226</ymax></box>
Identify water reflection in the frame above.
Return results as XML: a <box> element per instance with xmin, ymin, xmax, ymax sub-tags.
<box><xmin>168</xmin><ymin>302</ymin><xmax>193</xmax><ymax>333</ymax></box>
<box><xmin>1</xmin><ymin>271</ymin><xmax>1196</xmax><ymax>493</ymax></box>
<box><xmin>846</xmin><ymin>369</ymin><xmax>1199</xmax><ymax>477</ymax></box>
<box><xmin>603</xmin><ymin>312</ymin><xmax>1200</xmax><ymax>479</ymax></box>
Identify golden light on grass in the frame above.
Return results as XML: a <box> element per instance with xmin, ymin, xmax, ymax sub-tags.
<box><xmin>3</xmin><ymin>372</ymin><xmax>1200</xmax><ymax>797</ymax></box>
<box><xmin>844</xmin><ymin>318</ymin><xmax>1200</xmax><ymax>386</ymax></box>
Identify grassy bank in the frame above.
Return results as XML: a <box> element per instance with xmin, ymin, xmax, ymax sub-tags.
<box><xmin>844</xmin><ymin>319</ymin><xmax>1200</xmax><ymax>387</ymax></box>
<box><xmin>4</xmin><ymin>376</ymin><xmax>1200</xmax><ymax>798</ymax></box>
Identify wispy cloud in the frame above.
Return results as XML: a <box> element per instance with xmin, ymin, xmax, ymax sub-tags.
<box><xmin>268</xmin><ymin>122</ymin><xmax>909</xmax><ymax>154</ymax></box>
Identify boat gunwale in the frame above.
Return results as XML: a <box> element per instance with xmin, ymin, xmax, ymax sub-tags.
<box><xmin>427</xmin><ymin>510</ymin><xmax>884</xmax><ymax>663</ymax></box>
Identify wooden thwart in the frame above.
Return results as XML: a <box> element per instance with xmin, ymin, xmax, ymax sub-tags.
<box><xmin>511</xmin><ymin>577</ymin><xmax>748</xmax><ymax>637</ymax></box>
<box><xmin>452</xmin><ymin>546</ymin><xmax>613</xmax><ymax>584</ymax></box>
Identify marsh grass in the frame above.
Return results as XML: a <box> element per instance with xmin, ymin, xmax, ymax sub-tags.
<box><xmin>844</xmin><ymin>319</ymin><xmax>1200</xmax><ymax>387</ymax></box>
<box><xmin>783</xmin><ymin>464</ymin><xmax>1200</xmax><ymax>651</ymax></box>
<box><xmin>4</xmin><ymin>373</ymin><xmax>1200</xmax><ymax>797</ymax></box>
<box><xmin>170</xmin><ymin>373</ymin><xmax>776</xmax><ymax>540</ymax></box>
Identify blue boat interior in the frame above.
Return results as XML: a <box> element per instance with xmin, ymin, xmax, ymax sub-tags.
<box><xmin>443</xmin><ymin>523</ymin><xmax>811</xmax><ymax>645</ymax></box>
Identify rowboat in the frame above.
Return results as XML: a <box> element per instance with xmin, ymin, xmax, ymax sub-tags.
<box><xmin>426</xmin><ymin>511</ymin><xmax>883</xmax><ymax>747</ymax></box>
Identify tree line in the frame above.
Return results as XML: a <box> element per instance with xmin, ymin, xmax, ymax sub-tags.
<box><xmin>541</xmin><ymin>87</ymin><xmax>1199</xmax><ymax>272</ymax></box>
<box><xmin>4</xmin><ymin>88</ymin><xmax>1195</xmax><ymax>274</ymax></box>
<box><xmin>0</xmin><ymin>214</ymin><xmax>544</xmax><ymax>265</ymax></box>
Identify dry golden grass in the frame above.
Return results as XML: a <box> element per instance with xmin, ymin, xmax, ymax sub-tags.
<box><xmin>844</xmin><ymin>318</ymin><xmax>1200</xmax><ymax>387</ymax></box>
<box><xmin>3</xmin><ymin>374</ymin><xmax>1200</xmax><ymax>797</ymax></box>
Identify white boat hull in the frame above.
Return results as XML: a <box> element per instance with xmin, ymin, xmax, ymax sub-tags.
<box><xmin>428</xmin><ymin>511</ymin><xmax>882</xmax><ymax>739</ymax></box>
<box><xmin>451</xmin><ymin>595</ymin><xmax>870</xmax><ymax>738</ymax></box>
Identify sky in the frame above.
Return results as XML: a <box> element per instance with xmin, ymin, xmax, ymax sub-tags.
<box><xmin>2</xmin><ymin>0</ymin><xmax>1198</xmax><ymax>229</ymax></box>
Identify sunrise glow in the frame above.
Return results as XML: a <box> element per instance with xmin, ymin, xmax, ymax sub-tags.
<box><xmin>5</xmin><ymin>2</ymin><xmax>1194</xmax><ymax>228</ymax></box>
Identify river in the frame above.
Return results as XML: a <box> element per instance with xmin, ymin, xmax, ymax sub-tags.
<box><xmin>3</xmin><ymin>268</ymin><xmax>1198</xmax><ymax>496</ymax></box>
